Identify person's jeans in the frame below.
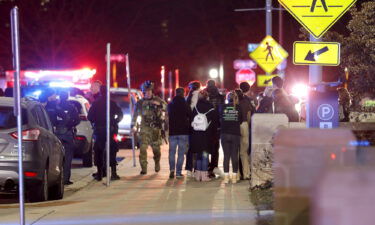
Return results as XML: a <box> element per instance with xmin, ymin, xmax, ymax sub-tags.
<box><xmin>196</xmin><ymin>151</ymin><xmax>209</xmax><ymax>171</ymax></box>
<box><xmin>169</xmin><ymin>135</ymin><xmax>189</xmax><ymax>175</ymax></box>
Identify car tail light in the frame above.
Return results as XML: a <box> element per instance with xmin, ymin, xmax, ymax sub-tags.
<box><xmin>79</xmin><ymin>115</ymin><xmax>88</xmax><ymax>121</ymax></box>
<box><xmin>11</xmin><ymin>129</ymin><xmax>40</xmax><ymax>141</ymax></box>
<box><xmin>113</xmin><ymin>134</ymin><xmax>125</xmax><ymax>142</ymax></box>
<box><xmin>24</xmin><ymin>172</ymin><xmax>37</xmax><ymax>177</ymax></box>
<box><xmin>75</xmin><ymin>135</ymin><xmax>86</xmax><ymax>141</ymax></box>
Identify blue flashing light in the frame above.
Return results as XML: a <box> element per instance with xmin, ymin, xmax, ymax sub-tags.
<box><xmin>349</xmin><ymin>140</ymin><xmax>370</xmax><ymax>147</ymax></box>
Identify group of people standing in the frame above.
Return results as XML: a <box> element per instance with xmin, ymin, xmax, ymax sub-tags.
<box><xmin>130</xmin><ymin>79</ymin><xmax>259</xmax><ymax>184</ymax></box>
<box><xmin>167</xmin><ymin>80</ymin><xmax>256</xmax><ymax>183</ymax></box>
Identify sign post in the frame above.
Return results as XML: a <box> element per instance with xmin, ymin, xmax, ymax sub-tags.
<box><xmin>106</xmin><ymin>43</ymin><xmax>111</xmax><ymax>187</ymax></box>
<box><xmin>125</xmin><ymin>54</ymin><xmax>136</xmax><ymax>167</ymax></box>
<box><xmin>11</xmin><ymin>7</ymin><xmax>25</xmax><ymax>225</ymax></box>
<box><xmin>279</xmin><ymin>0</ymin><xmax>357</xmax><ymax>128</ymax></box>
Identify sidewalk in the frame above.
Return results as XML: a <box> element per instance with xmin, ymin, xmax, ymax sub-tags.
<box><xmin>1</xmin><ymin>145</ymin><xmax>257</xmax><ymax>225</ymax></box>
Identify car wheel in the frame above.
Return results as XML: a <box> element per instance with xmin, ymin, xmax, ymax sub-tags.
<box><xmin>82</xmin><ymin>142</ymin><xmax>93</xmax><ymax>167</ymax></box>
<box><xmin>49</xmin><ymin>164</ymin><xmax>64</xmax><ymax>200</ymax></box>
<box><xmin>29</xmin><ymin>169</ymin><xmax>48</xmax><ymax>202</ymax></box>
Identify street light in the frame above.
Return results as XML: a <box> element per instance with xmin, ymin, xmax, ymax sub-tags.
<box><xmin>209</xmin><ymin>68</ymin><xmax>219</xmax><ymax>79</ymax></box>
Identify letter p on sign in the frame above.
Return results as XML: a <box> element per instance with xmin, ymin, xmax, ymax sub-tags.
<box><xmin>317</xmin><ymin>104</ymin><xmax>334</xmax><ymax>121</ymax></box>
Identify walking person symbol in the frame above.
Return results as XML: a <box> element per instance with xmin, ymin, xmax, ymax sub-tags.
<box><xmin>264</xmin><ymin>42</ymin><xmax>274</xmax><ymax>62</ymax></box>
<box><xmin>311</xmin><ymin>0</ymin><xmax>328</xmax><ymax>12</ymax></box>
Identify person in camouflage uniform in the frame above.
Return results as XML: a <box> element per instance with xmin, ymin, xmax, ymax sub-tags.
<box><xmin>131</xmin><ymin>81</ymin><xmax>167</xmax><ymax>175</ymax></box>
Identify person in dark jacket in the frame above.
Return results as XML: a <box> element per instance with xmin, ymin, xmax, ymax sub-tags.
<box><xmin>272</xmin><ymin>89</ymin><xmax>299</xmax><ymax>122</ymax></box>
<box><xmin>190</xmin><ymin>90</ymin><xmax>218</xmax><ymax>182</ymax></box>
<box><xmin>167</xmin><ymin>88</ymin><xmax>191</xmax><ymax>178</ymax></box>
<box><xmin>238</xmin><ymin>83</ymin><xmax>256</xmax><ymax>180</ymax></box>
<box><xmin>204</xmin><ymin>80</ymin><xmax>224</xmax><ymax>178</ymax></box>
<box><xmin>88</xmin><ymin>85</ymin><xmax>123</xmax><ymax>181</ymax></box>
<box><xmin>56</xmin><ymin>91</ymin><xmax>81</xmax><ymax>185</ymax></box>
<box><xmin>41</xmin><ymin>89</ymin><xmax>80</xmax><ymax>185</ymax></box>
<box><xmin>185</xmin><ymin>81</ymin><xmax>201</xmax><ymax>177</ymax></box>
<box><xmin>220</xmin><ymin>91</ymin><xmax>243</xmax><ymax>184</ymax></box>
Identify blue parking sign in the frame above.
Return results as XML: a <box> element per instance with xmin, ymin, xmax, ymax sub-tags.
<box><xmin>306</xmin><ymin>90</ymin><xmax>339</xmax><ymax>129</ymax></box>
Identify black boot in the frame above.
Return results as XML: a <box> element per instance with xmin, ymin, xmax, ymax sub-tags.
<box><xmin>111</xmin><ymin>166</ymin><xmax>120</xmax><ymax>180</ymax></box>
<box><xmin>94</xmin><ymin>167</ymin><xmax>103</xmax><ymax>181</ymax></box>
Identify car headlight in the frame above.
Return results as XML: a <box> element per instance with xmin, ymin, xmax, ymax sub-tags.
<box><xmin>119</xmin><ymin>114</ymin><xmax>131</xmax><ymax>126</ymax></box>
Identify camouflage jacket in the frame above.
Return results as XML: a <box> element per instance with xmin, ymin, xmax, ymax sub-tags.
<box><xmin>131</xmin><ymin>95</ymin><xmax>167</xmax><ymax>130</ymax></box>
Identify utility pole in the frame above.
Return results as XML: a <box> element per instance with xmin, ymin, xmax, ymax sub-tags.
<box><xmin>235</xmin><ymin>0</ymin><xmax>285</xmax><ymax>75</ymax></box>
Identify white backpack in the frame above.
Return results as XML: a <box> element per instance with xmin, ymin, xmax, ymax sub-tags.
<box><xmin>191</xmin><ymin>106</ymin><xmax>214</xmax><ymax>131</ymax></box>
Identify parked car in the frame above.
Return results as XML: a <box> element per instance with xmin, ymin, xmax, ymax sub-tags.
<box><xmin>0</xmin><ymin>97</ymin><xmax>65</xmax><ymax>202</ymax></box>
<box><xmin>68</xmin><ymin>95</ymin><xmax>93</xmax><ymax>167</ymax></box>
<box><xmin>110</xmin><ymin>88</ymin><xmax>142</xmax><ymax>147</ymax></box>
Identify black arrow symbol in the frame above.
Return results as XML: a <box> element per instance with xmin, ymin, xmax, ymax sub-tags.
<box><xmin>305</xmin><ymin>46</ymin><xmax>329</xmax><ymax>61</ymax></box>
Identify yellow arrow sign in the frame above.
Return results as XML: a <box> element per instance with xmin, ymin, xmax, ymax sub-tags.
<box><xmin>294</xmin><ymin>41</ymin><xmax>340</xmax><ymax>65</ymax></box>
<box><xmin>250</xmin><ymin>36</ymin><xmax>288</xmax><ymax>74</ymax></box>
<box><xmin>257</xmin><ymin>75</ymin><xmax>278</xmax><ymax>87</ymax></box>
<box><xmin>278</xmin><ymin>0</ymin><xmax>357</xmax><ymax>39</ymax></box>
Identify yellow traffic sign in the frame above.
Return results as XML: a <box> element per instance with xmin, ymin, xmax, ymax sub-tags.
<box><xmin>257</xmin><ymin>75</ymin><xmax>278</xmax><ymax>87</ymax></box>
<box><xmin>279</xmin><ymin>0</ymin><xmax>357</xmax><ymax>39</ymax></box>
<box><xmin>294</xmin><ymin>41</ymin><xmax>340</xmax><ymax>66</ymax></box>
<box><xmin>250</xmin><ymin>36</ymin><xmax>288</xmax><ymax>74</ymax></box>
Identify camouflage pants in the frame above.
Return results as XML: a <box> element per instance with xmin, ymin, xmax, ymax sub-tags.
<box><xmin>139</xmin><ymin>126</ymin><xmax>162</xmax><ymax>172</ymax></box>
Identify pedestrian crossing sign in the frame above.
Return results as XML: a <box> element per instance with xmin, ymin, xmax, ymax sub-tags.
<box><xmin>250</xmin><ymin>36</ymin><xmax>288</xmax><ymax>74</ymax></box>
<box><xmin>278</xmin><ymin>0</ymin><xmax>357</xmax><ymax>39</ymax></box>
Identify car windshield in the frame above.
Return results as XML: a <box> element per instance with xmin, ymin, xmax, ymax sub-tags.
<box><xmin>0</xmin><ymin>107</ymin><xmax>27</xmax><ymax>129</ymax></box>
<box><xmin>111</xmin><ymin>93</ymin><xmax>131</xmax><ymax>110</ymax></box>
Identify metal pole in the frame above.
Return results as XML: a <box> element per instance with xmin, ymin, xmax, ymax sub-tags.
<box><xmin>278</xmin><ymin>2</ymin><xmax>283</xmax><ymax>45</ymax></box>
<box><xmin>308</xmin><ymin>35</ymin><xmax>322</xmax><ymax>85</ymax></box>
<box><xmin>266</xmin><ymin>0</ymin><xmax>272</xmax><ymax>36</ymax></box>
<box><xmin>106</xmin><ymin>43</ymin><xmax>111</xmax><ymax>187</ymax></box>
<box><xmin>266</xmin><ymin>0</ymin><xmax>273</xmax><ymax>76</ymax></box>
<box><xmin>11</xmin><ymin>7</ymin><xmax>25</xmax><ymax>225</ymax></box>
<box><xmin>307</xmin><ymin>35</ymin><xmax>323</xmax><ymax>128</ymax></box>
<box><xmin>126</xmin><ymin>54</ymin><xmax>136</xmax><ymax>167</ymax></box>
<box><xmin>161</xmin><ymin>66</ymin><xmax>165</xmax><ymax>100</ymax></box>
<box><xmin>168</xmin><ymin>71</ymin><xmax>173</xmax><ymax>101</ymax></box>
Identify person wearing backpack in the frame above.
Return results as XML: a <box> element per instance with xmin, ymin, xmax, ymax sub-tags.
<box><xmin>185</xmin><ymin>81</ymin><xmax>201</xmax><ymax>177</ymax></box>
<box><xmin>190</xmin><ymin>90</ymin><xmax>218</xmax><ymax>182</ymax></box>
<box><xmin>220</xmin><ymin>91</ymin><xmax>243</xmax><ymax>184</ymax></box>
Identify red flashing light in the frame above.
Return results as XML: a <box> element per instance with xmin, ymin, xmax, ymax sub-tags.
<box><xmin>330</xmin><ymin>153</ymin><xmax>336</xmax><ymax>160</ymax></box>
<box><xmin>25</xmin><ymin>172</ymin><xmax>37</xmax><ymax>177</ymax></box>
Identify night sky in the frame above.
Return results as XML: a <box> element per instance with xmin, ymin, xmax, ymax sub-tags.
<box><xmin>0</xmin><ymin>0</ymin><xmax>369</xmax><ymax>92</ymax></box>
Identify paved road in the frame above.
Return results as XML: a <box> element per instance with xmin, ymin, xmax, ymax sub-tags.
<box><xmin>0</xmin><ymin>145</ymin><xmax>257</xmax><ymax>225</ymax></box>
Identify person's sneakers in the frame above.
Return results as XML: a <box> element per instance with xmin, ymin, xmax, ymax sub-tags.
<box><xmin>64</xmin><ymin>181</ymin><xmax>73</xmax><ymax>185</ymax></box>
<box><xmin>140</xmin><ymin>171</ymin><xmax>147</xmax><ymax>175</ymax></box>
<box><xmin>223</xmin><ymin>174</ymin><xmax>230</xmax><ymax>184</ymax></box>
<box><xmin>169</xmin><ymin>171</ymin><xmax>175</xmax><ymax>179</ymax></box>
<box><xmin>231</xmin><ymin>173</ymin><xmax>238</xmax><ymax>184</ymax></box>
<box><xmin>176</xmin><ymin>174</ymin><xmax>184</xmax><ymax>178</ymax></box>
